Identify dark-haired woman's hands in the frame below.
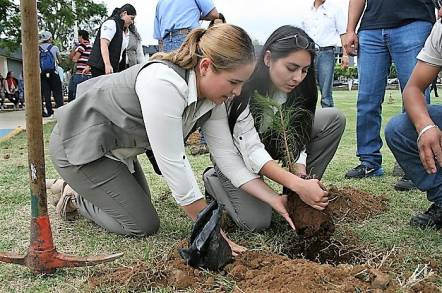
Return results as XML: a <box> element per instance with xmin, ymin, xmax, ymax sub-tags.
<box><xmin>269</xmin><ymin>195</ymin><xmax>296</xmax><ymax>231</ymax></box>
<box><xmin>292</xmin><ymin>178</ymin><xmax>328</xmax><ymax>211</ymax></box>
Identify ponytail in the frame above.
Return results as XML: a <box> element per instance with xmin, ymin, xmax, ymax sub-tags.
<box><xmin>152</xmin><ymin>24</ymin><xmax>254</xmax><ymax>71</ymax></box>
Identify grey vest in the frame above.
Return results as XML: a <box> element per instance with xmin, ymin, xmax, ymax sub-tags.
<box><xmin>55</xmin><ymin>60</ymin><xmax>210</xmax><ymax>166</ymax></box>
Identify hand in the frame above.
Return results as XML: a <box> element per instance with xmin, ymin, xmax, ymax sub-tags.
<box><xmin>220</xmin><ymin>229</ymin><xmax>247</xmax><ymax>257</ymax></box>
<box><xmin>343</xmin><ymin>31</ymin><xmax>358</xmax><ymax>57</ymax></box>
<box><xmin>417</xmin><ymin>126</ymin><xmax>442</xmax><ymax>174</ymax></box>
<box><xmin>104</xmin><ymin>63</ymin><xmax>114</xmax><ymax>75</ymax></box>
<box><xmin>292</xmin><ymin>178</ymin><xmax>328</xmax><ymax>211</ymax></box>
<box><xmin>81</xmin><ymin>66</ymin><xmax>91</xmax><ymax>75</ymax></box>
<box><xmin>341</xmin><ymin>56</ymin><xmax>349</xmax><ymax>69</ymax></box>
<box><xmin>270</xmin><ymin>194</ymin><xmax>296</xmax><ymax>231</ymax></box>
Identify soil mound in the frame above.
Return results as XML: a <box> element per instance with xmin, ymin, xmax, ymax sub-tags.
<box><xmin>327</xmin><ymin>186</ymin><xmax>388</xmax><ymax>222</ymax></box>
<box><xmin>89</xmin><ymin>249</ymin><xmax>438</xmax><ymax>292</ymax></box>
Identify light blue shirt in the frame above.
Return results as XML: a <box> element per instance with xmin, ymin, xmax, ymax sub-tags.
<box><xmin>153</xmin><ymin>0</ymin><xmax>215</xmax><ymax>40</ymax></box>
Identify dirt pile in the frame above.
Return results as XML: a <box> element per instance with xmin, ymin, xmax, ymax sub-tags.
<box><xmin>327</xmin><ymin>186</ymin><xmax>388</xmax><ymax>222</ymax></box>
<box><xmin>89</xmin><ymin>249</ymin><xmax>439</xmax><ymax>292</ymax></box>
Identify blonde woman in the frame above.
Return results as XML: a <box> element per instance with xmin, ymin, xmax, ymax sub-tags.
<box><xmin>48</xmin><ymin>24</ymin><xmax>258</xmax><ymax>255</ymax></box>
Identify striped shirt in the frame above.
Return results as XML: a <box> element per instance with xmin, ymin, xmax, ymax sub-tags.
<box><xmin>75</xmin><ymin>41</ymin><xmax>92</xmax><ymax>74</ymax></box>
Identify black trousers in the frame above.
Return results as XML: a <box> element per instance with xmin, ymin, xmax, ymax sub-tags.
<box><xmin>40</xmin><ymin>72</ymin><xmax>64</xmax><ymax>115</ymax></box>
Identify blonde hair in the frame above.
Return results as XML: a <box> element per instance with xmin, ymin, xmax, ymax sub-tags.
<box><xmin>152</xmin><ymin>24</ymin><xmax>255</xmax><ymax>71</ymax></box>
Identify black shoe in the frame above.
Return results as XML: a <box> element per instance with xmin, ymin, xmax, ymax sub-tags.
<box><xmin>410</xmin><ymin>204</ymin><xmax>442</xmax><ymax>229</ymax></box>
<box><xmin>392</xmin><ymin>162</ymin><xmax>405</xmax><ymax>177</ymax></box>
<box><xmin>345</xmin><ymin>164</ymin><xmax>384</xmax><ymax>179</ymax></box>
<box><xmin>394</xmin><ymin>176</ymin><xmax>416</xmax><ymax>191</ymax></box>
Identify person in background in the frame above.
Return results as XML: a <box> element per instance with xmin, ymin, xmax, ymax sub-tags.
<box><xmin>88</xmin><ymin>4</ymin><xmax>136</xmax><ymax>77</ymax></box>
<box><xmin>385</xmin><ymin>20</ymin><xmax>442</xmax><ymax>229</ymax></box>
<box><xmin>68</xmin><ymin>29</ymin><xmax>92</xmax><ymax>102</ymax></box>
<box><xmin>430</xmin><ymin>77</ymin><xmax>439</xmax><ymax>98</ymax></box>
<box><xmin>0</xmin><ymin>73</ymin><xmax>5</xmax><ymax>111</ymax></box>
<box><xmin>126</xmin><ymin>24</ymin><xmax>145</xmax><ymax>68</ymax></box>
<box><xmin>298</xmin><ymin>0</ymin><xmax>349</xmax><ymax>108</ymax></box>
<box><xmin>3</xmin><ymin>71</ymin><xmax>21</xmax><ymax>110</ymax></box>
<box><xmin>18</xmin><ymin>72</ymin><xmax>24</xmax><ymax>109</ymax></box>
<box><xmin>153</xmin><ymin>0</ymin><xmax>221</xmax><ymax>52</ymax></box>
<box><xmin>343</xmin><ymin>0</ymin><xmax>435</xmax><ymax>193</ymax></box>
<box><xmin>39</xmin><ymin>31</ymin><xmax>64</xmax><ymax>117</ymax></box>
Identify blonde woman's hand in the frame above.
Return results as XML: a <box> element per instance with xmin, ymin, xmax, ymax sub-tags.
<box><xmin>293</xmin><ymin>178</ymin><xmax>328</xmax><ymax>211</ymax></box>
<box><xmin>220</xmin><ymin>229</ymin><xmax>247</xmax><ymax>257</ymax></box>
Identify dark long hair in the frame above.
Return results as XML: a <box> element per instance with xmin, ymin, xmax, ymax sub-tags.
<box><xmin>110</xmin><ymin>4</ymin><xmax>136</xmax><ymax>17</ymax></box>
<box><xmin>228</xmin><ymin>25</ymin><xmax>318</xmax><ymax>161</ymax></box>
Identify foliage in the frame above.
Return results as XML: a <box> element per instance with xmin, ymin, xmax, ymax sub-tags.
<box><xmin>0</xmin><ymin>0</ymin><xmax>107</xmax><ymax>53</ymax></box>
<box><xmin>389</xmin><ymin>63</ymin><xmax>397</xmax><ymax>78</ymax></box>
<box><xmin>252</xmin><ymin>91</ymin><xmax>312</xmax><ymax>171</ymax></box>
<box><xmin>0</xmin><ymin>0</ymin><xmax>21</xmax><ymax>53</ymax></box>
<box><xmin>334</xmin><ymin>65</ymin><xmax>358</xmax><ymax>80</ymax></box>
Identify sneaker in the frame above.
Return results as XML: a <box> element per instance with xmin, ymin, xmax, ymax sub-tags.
<box><xmin>345</xmin><ymin>164</ymin><xmax>384</xmax><ymax>179</ymax></box>
<box><xmin>394</xmin><ymin>176</ymin><xmax>416</xmax><ymax>191</ymax></box>
<box><xmin>410</xmin><ymin>204</ymin><xmax>442</xmax><ymax>230</ymax></box>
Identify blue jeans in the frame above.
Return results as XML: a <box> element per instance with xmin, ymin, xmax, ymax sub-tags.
<box><xmin>356</xmin><ymin>20</ymin><xmax>432</xmax><ymax>169</ymax></box>
<box><xmin>163</xmin><ymin>33</ymin><xmax>187</xmax><ymax>53</ymax></box>
<box><xmin>385</xmin><ymin>105</ymin><xmax>442</xmax><ymax>206</ymax></box>
<box><xmin>68</xmin><ymin>73</ymin><xmax>91</xmax><ymax>102</ymax></box>
<box><xmin>315</xmin><ymin>48</ymin><xmax>335</xmax><ymax>108</ymax></box>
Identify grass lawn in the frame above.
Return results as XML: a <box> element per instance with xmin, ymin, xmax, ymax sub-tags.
<box><xmin>0</xmin><ymin>89</ymin><xmax>441</xmax><ymax>292</ymax></box>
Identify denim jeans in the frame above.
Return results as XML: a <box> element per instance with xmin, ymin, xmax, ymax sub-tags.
<box><xmin>315</xmin><ymin>48</ymin><xmax>336</xmax><ymax>108</ymax></box>
<box><xmin>385</xmin><ymin>105</ymin><xmax>442</xmax><ymax>206</ymax></box>
<box><xmin>356</xmin><ymin>20</ymin><xmax>432</xmax><ymax>169</ymax></box>
<box><xmin>163</xmin><ymin>32</ymin><xmax>187</xmax><ymax>52</ymax></box>
<box><xmin>68</xmin><ymin>73</ymin><xmax>91</xmax><ymax>102</ymax></box>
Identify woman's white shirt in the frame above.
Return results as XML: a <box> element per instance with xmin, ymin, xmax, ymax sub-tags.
<box><xmin>134</xmin><ymin>63</ymin><xmax>263</xmax><ymax>206</ymax></box>
<box><xmin>100</xmin><ymin>19</ymin><xmax>130</xmax><ymax>62</ymax></box>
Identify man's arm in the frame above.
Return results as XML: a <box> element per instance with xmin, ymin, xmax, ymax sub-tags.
<box><xmin>200</xmin><ymin>7</ymin><xmax>219</xmax><ymax>21</ymax></box>
<box><xmin>403</xmin><ymin>61</ymin><xmax>442</xmax><ymax>173</ymax></box>
<box><xmin>343</xmin><ymin>0</ymin><xmax>366</xmax><ymax>55</ymax></box>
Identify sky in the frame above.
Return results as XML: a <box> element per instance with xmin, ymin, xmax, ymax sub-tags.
<box><xmin>96</xmin><ymin>0</ymin><xmax>350</xmax><ymax>46</ymax></box>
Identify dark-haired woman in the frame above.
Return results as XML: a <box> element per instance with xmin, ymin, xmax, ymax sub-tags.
<box><xmin>203</xmin><ymin>25</ymin><xmax>346</xmax><ymax>232</ymax></box>
<box><xmin>3</xmin><ymin>71</ymin><xmax>21</xmax><ymax>110</ymax></box>
<box><xmin>88</xmin><ymin>4</ymin><xmax>137</xmax><ymax>77</ymax></box>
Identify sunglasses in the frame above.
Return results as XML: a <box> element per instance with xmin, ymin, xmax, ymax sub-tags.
<box><xmin>274</xmin><ymin>34</ymin><xmax>316</xmax><ymax>50</ymax></box>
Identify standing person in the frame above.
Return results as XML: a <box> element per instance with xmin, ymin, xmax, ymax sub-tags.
<box><xmin>68</xmin><ymin>30</ymin><xmax>92</xmax><ymax>102</ymax></box>
<box><xmin>18</xmin><ymin>72</ymin><xmax>24</xmax><ymax>109</ymax></box>
<box><xmin>343</xmin><ymin>0</ymin><xmax>435</xmax><ymax>186</ymax></box>
<box><xmin>153</xmin><ymin>0</ymin><xmax>220</xmax><ymax>52</ymax></box>
<box><xmin>204</xmin><ymin>26</ymin><xmax>345</xmax><ymax>231</ymax></box>
<box><xmin>126</xmin><ymin>24</ymin><xmax>145</xmax><ymax>68</ymax></box>
<box><xmin>299</xmin><ymin>0</ymin><xmax>349</xmax><ymax>108</ymax></box>
<box><xmin>39</xmin><ymin>31</ymin><xmax>64</xmax><ymax>117</ymax></box>
<box><xmin>430</xmin><ymin>77</ymin><xmax>439</xmax><ymax>98</ymax></box>
<box><xmin>3</xmin><ymin>71</ymin><xmax>20</xmax><ymax>110</ymax></box>
<box><xmin>0</xmin><ymin>73</ymin><xmax>5</xmax><ymax>111</ymax></box>
<box><xmin>87</xmin><ymin>4</ymin><xmax>136</xmax><ymax>77</ymax></box>
<box><xmin>385</xmin><ymin>20</ymin><xmax>442</xmax><ymax>229</ymax></box>
<box><xmin>47</xmin><ymin>24</ymin><xmax>259</xmax><ymax>254</ymax></box>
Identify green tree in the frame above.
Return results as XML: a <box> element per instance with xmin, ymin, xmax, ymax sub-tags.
<box><xmin>37</xmin><ymin>0</ymin><xmax>107</xmax><ymax>51</ymax></box>
<box><xmin>0</xmin><ymin>0</ymin><xmax>107</xmax><ymax>54</ymax></box>
<box><xmin>0</xmin><ymin>0</ymin><xmax>21</xmax><ymax>52</ymax></box>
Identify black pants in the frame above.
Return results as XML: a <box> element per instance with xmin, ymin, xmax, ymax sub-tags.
<box><xmin>40</xmin><ymin>72</ymin><xmax>63</xmax><ymax>115</ymax></box>
<box><xmin>1</xmin><ymin>91</ymin><xmax>20</xmax><ymax>107</ymax></box>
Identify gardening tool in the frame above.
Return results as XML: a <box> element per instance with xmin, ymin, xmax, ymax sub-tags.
<box><xmin>0</xmin><ymin>0</ymin><xmax>122</xmax><ymax>274</ymax></box>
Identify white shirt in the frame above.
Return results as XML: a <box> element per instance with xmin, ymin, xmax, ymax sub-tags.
<box><xmin>100</xmin><ymin>19</ymin><xmax>130</xmax><ymax>62</ymax></box>
<box><xmin>299</xmin><ymin>1</ymin><xmax>346</xmax><ymax>47</ymax></box>
<box><xmin>134</xmin><ymin>63</ymin><xmax>261</xmax><ymax>206</ymax></box>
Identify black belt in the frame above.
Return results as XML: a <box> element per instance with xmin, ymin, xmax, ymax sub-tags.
<box><xmin>317</xmin><ymin>46</ymin><xmax>335</xmax><ymax>51</ymax></box>
<box><xmin>165</xmin><ymin>28</ymin><xmax>191</xmax><ymax>39</ymax></box>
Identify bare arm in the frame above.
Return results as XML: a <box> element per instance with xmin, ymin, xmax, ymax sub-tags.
<box><xmin>200</xmin><ymin>8</ymin><xmax>219</xmax><ymax>21</ymax></box>
<box><xmin>100</xmin><ymin>38</ymin><xmax>113</xmax><ymax>74</ymax></box>
<box><xmin>343</xmin><ymin>0</ymin><xmax>366</xmax><ymax>55</ymax></box>
<box><xmin>403</xmin><ymin>61</ymin><xmax>442</xmax><ymax>173</ymax></box>
<box><xmin>71</xmin><ymin>51</ymin><xmax>81</xmax><ymax>63</ymax></box>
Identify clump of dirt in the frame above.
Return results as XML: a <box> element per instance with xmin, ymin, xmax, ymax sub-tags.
<box><xmin>327</xmin><ymin>186</ymin><xmax>388</xmax><ymax>222</ymax></box>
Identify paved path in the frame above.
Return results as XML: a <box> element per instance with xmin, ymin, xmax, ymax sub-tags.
<box><xmin>0</xmin><ymin>110</ymin><xmax>53</xmax><ymax>138</ymax></box>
